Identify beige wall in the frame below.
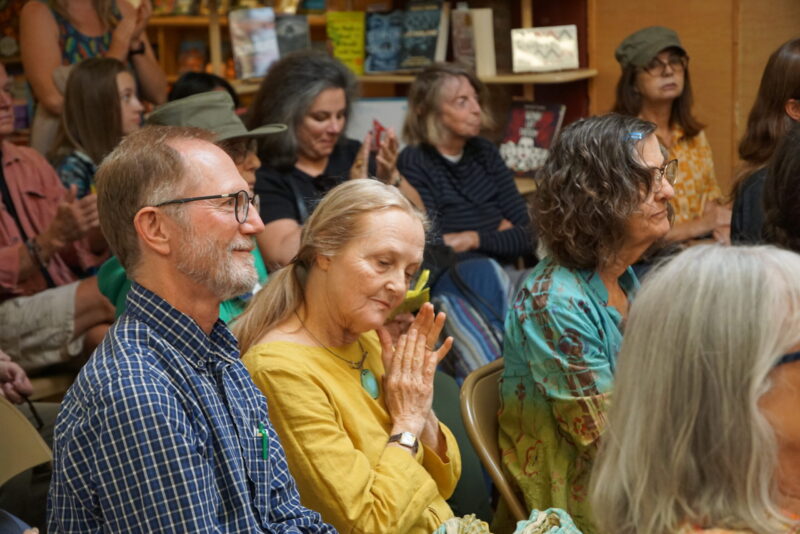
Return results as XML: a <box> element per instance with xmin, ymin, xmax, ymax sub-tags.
<box><xmin>588</xmin><ymin>0</ymin><xmax>800</xmax><ymax>194</ymax></box>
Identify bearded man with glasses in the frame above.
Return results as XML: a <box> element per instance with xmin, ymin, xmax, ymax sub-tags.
<box><xmin>613</xmin><ymin>26</ymin><xmax>731</xmax><ymax>247</ymax></box>
<box><xmin>47</xmin><ymin>125</ymin><xmax>336</xmax><ymax>533</ymax></box>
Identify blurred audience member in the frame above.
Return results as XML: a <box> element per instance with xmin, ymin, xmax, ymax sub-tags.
<box><xmin>731</xmin><ymin>38</ymin><xmax>800</xmax><ymax>243</ymax></box>
<box><xmin>592</xmin><ymin>245</ymin><xmax>800</xmax><ymax>533</ymax></box>
<box><xmin>53</xmin><ymin>57</ymin><xmax>143</xmax><ymax>198</ymax></box>
<box><xmin>0</xmin><ymin>63</ymin><xmax>113</xmax><ymax>374</ymax></box>
<box><xmin>20</xmin><ymin>0</ymin><xmax>166</xmax><ymax>154</ymax></box>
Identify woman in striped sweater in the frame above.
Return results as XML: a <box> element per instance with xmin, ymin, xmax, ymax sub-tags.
<box><xmin>398</xmin><ymin>63</ymin><xmax>534</xmax><ymax>267</ymax></box>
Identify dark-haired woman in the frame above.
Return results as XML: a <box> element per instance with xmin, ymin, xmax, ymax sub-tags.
<box><xmin>246</xmin><ymin>50</ymin><xmax>420</xmax><ymax>269</ymax></box>
<box><xmin>731</xmin><ymin>38</ymin><xmax>800</xmax><ymax>244</ymax></box>
<box><xmin>499</xmin><ymin>113</ymin><xmax>675</xmax><ymax>534</ymax></box>
<box><xmin>613</xmin><ymin>26</ymin><xmax>729</xmax><ymax>244</ymax></box>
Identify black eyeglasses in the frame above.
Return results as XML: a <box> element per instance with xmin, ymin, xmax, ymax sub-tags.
<box><xmin>154</xmin><ymin>190</ymin><xmax>255</xmax><ymax>224</ymax></box>
<box><xmin>776</xmin><ymin>350</ymin><xmax>800</xmax><ymax>367</ymax></box>
<box><xmin>653</xmin><ymin>159</ymin><xmax>678</xmax><ymax>192</ymax></box>
<box><xmin>643</xmin><ymin>54</ymin><xmax>689</xmax><ymax>76</ymax></box>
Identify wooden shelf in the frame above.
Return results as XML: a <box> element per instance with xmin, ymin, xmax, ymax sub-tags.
<box><xmin>149</xmin><ymin>13</ymin><xmax>326</xmax><ymax>27</ymax></box>
<box><xmin>357</xmin><ymin>68</ymin><xmax>598</xmax><ymax>85</ymax></box>
<box><xmin>228</xmin><ymin>67</ymin><xmax>597</xmax><ymax>96</ymax></box>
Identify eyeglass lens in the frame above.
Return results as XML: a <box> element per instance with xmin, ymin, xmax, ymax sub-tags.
<box><xmin>645</xmin><ymin>55</ymin><xmax>686</xmax><ymax>75</ymax></box>
<box><xmin>235</xmin><ymin>190</ymin><xmax>249</xmax><ymax>224</ymax></box>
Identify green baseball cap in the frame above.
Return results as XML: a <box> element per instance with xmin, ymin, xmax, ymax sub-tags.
<box><xmin>615</xmin><ymin>26</ymin><xmax>686</xmax><ymax>69</ymax></box>
<box><xmin>146</xmin><ymin>90</ymin><xmax>286</xmax><ymax>141</ymax></box>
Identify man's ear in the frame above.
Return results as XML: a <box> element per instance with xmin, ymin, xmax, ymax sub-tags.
<box><xmin>785</xmin><ymin>99</ymin><xmax>800</xmax><ymax>122</ymax></box>
<box><xmin>133</xmin><ymin>207</ymin><xmax>175</xmax><ymax>257</ymax></box>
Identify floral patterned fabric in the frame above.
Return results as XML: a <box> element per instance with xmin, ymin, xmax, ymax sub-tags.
<box><xmin>498</xmin><ymin>256</ymin><xmax>638</xmax><ymax>534</ymax></box>
<box><xmin>666</xmin><ymin>126</ymin><xmax>723</xmax><ymax>225</ymax></box>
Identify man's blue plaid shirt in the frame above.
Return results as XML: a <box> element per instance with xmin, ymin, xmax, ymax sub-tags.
<box><xmin>47</xmin><ymin>282</ymin><xmax>337</xmax><ymax>533</ymax></box>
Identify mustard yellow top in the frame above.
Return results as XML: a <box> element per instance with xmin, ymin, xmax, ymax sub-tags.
<box><xmin>666</xmin><ymin>126</ymin><xmax>723</xmax><ymax>224</ymax></box>
<box><xmin>242</xmin><ymin>330</ymin><xmax>460</xmax><ymax>534</ymax></box>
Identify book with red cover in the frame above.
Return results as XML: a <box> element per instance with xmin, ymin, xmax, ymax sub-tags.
<box><xmin>499</xmin><ymin>102</ymin><xmax>566</xmax><ymax>177</ymax></box>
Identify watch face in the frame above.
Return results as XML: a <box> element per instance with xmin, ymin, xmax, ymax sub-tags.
<box><xmin>399</xmin><ymin>432</ymin><xmax>416</xmax><ymax>447</ymax></box>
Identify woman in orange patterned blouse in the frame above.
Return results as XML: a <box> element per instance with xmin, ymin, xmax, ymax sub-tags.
<box><xmin>613</xmin><ymin>26</ymin><xmax>731</xmax><ymax>245</ymax></box>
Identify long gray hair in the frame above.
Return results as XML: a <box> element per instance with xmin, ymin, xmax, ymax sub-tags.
<box><xmin>590</xmin><ymin>245</ymin><xmax>800</xmax><ymax>534</ymax></box>
<box><xmin>245</xmin><ymin>50</ymin><xmax>357</xmax><ymax>171</ymax></box>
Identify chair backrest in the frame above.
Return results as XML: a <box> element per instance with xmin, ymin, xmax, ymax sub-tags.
<box><xmin>0</xmin><ymin>397</ymin><xmax>52</xmax><ymax>487</ymax></box>
<box><xmin>459</xmin><ymin>358</ymin><xmax>528</xmax><ymax>522</ymax></box>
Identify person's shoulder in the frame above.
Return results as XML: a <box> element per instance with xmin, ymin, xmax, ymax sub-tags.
<box><xmin>2</xmin><ymin>140</ymin><xmax>48</xmax><ymax>166</ymax></box>
<box><xmin>242</xmin><ymin>338</ymin><xmax>319</xmax><ymax>375</ymax></box>
<box><xmin>515</xmin><ymin>258</ymin><xmax>592</xmax><ymax>308</ymax></box>
<box><xmin>20</xmin><ymin>0</ymin><xmax>55</xmax><ymax>20</ymax></box>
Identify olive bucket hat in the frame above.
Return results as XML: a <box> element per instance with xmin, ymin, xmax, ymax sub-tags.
<box><xmin>615</xmin><ymin>26</ymin><xmax>686</xmax><ymax>69</ymax></box>
<box><xmin>146</xmin><ymin>90</ymin><xmax>286</xmax><ymax>141</ymax></box>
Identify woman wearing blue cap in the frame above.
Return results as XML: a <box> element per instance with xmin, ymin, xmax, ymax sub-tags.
<box><xmin>613</xmin><ymin>26</ymin><xmax>731</xmax><ymax>247</ymax></box>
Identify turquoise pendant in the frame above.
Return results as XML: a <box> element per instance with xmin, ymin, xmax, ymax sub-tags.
<box><xmin>361</xmin><ymin>369</ymin><xmax>379</xmax><ymax>399</ymax></box>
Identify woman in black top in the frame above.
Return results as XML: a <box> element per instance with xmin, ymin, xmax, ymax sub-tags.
<box><xmin>397</xmin><ymin>63</ymin><xmax>534</xmax><ymax>266</ymax></box>
<box><xmin>247</xmin><ymin>50</ymin><xmax>420</xmax><ymax>269</ymax></box>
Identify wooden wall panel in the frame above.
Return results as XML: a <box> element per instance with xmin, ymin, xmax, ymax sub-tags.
<box><xmin>588</xmin><ymin>1</ymin><xmax>735</xmax><ymax>191</ymax></box>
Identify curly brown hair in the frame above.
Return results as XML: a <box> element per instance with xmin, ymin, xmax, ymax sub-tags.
<box><xmin>533</xmin><ymin>113</ymin><xmax>660</xmax><ymax>270</ymax></box>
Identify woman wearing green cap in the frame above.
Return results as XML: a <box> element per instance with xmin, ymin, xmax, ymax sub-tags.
<box><xmin>613</xmin><ymin>26</ymin><xmax>730</xmax><ymax>247</ymax></box>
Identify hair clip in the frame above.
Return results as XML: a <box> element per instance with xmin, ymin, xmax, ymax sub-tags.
<box><xmin>627</xmin><ymin>132</ymin><xmax>644</xmax><ymax>140</ymax></box>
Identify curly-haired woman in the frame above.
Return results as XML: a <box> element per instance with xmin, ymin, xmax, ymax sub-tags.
<box><xmin>498</xmin><ymin>113</ymin><xmax>675</xmax><ymax>534</ymax></box>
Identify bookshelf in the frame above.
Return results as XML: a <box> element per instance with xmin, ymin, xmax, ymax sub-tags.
<box><xmin>147</xmin><ymin>0</ymin><xmax>595</xmax><ymax>121</ymax></box>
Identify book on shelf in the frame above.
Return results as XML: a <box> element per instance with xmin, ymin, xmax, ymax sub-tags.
<box><xmin>364</xmin><ymin>10</ymin><xmax>404</xmax><ymax>73</ymax></box>
<box><xmin>511</xmin><ymin>24</ymin><xmax>579</xmax><ymax>73</ymax></box>
<box><xmin>276</xmin><ymin>15</ymin><xmax>311</xmax><ymax>56</ymax></box>
<box><xmin>397</xmin><ymin>0</ymin><xmax>449</xmax><ymax>72</ymax></box>
<box><xmin>327</xmin><ymin>11</ymin><xmax>366</xmax><ymax>75</ymax></box>
<box><xmin>499</xmin><ymin>101</ymin><xmax>566</xmax><ymax>177</ymax></box>
<box><xmin>298</xmin><ymin>0</ymin><xmax>325</xmax><ymax>12</ymax></box>
<box><xmin>450</xmin><ymin>5</ymin><xmax>494</xmax><ymax>77</ymax></box>
<box><xmin>177</xmin><ymin>40</ymin><xmax>207</xmax><ymax>73</ymax></box>
<box><xmin>172</xmin><ymin>0</ymin><xmax>198</xmax><ymax>15</ymax></box>
<box><xmin>229</xmin><ymin>7</ymin><xmax>280</xmax><ymax>79</ymax></box>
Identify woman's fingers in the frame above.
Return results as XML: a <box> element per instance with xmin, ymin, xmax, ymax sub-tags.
<box><xmin>427</xmin><ymin>311</ymin><xmax>447</xmax><ymax>348</ymax></box>
<box><xmin>376</xmin><ymin>326</ymin><xmax>395</xmax><ymax>374</ymax></box>
<box><xmin>433</xmin><ymin>336</ymin><xmax>454</xmax><ymax>364</ymax></box>
<box><xmin>410</xmin><ymin>331</ymin><xmax>427</xmax><ymax>377</ymax></box>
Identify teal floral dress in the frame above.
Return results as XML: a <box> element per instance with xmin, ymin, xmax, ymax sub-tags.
<box><xmin>498</xmin><ymin>256</ymin><xmax>638</xmax><ymax>534</ymax></box>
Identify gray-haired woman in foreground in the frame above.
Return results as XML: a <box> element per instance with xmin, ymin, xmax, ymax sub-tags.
<box><xmin>591</xmin><ymin>245</ymin><xmax>800</xmax><ymax>534</ymax></box>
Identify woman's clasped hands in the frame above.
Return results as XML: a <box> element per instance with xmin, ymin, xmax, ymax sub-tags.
<box><xmin>378</xmin><ymin>303</ymin><xmax>454</xmax><ymax>459</ymax></box>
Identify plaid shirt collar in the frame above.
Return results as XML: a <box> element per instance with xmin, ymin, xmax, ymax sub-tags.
<box><xmin>126</xmin><ymin>281</ymin><xmax>240</xmax><ymax>370</ymax></box>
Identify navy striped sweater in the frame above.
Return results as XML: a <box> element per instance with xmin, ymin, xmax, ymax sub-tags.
<box><xmin>397</xmin><ymin>137</ymin><xmax>535</xmax><ymax>263</ymax></box>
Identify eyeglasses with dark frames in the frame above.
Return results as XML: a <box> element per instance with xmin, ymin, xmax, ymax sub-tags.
<box><xmin>776</xmin><ymin>350</ymin><xmax>800</xmax><ymax>367</ymax></box>
<box><xmin>653</xmin><ymin>159</ymin><xmax>678</xmax><ymax>192</ymax></box>
<box><xmin>643</xmin><ymin>54</ymin><xmax>689</xmax><ymax>76</ymax></box>
<box><xmin>154</xmin><ymin>189</ymin><xmax>255</xmax><ymax>224</ymax></box>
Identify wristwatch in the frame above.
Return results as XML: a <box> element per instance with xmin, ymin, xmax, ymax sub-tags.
<box><xmin>388</xmin><ymin>432</ymin><xmax>419</xmax><ymax>454</ymax></box>
<box><xmin>129</xmin><ymin>41</ymin><xmax>146</xmax><ymax>56</ymax></box>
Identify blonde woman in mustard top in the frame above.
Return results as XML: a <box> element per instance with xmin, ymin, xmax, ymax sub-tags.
<box><xmin>236</xmin><ymin>179</ymin><xmax>461</xmax><ymax>534</ymax></box>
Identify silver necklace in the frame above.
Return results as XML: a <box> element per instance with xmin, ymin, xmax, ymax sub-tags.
<box><xmin>295</xmin><ymin>312</ymin><xmax>367</xmax><ymax>369</ymax></box>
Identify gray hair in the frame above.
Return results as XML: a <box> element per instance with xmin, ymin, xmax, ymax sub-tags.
<box><xmin>590</xmin><ymin>245</ymin><xmax>800</xmax><ymax>534</ymax></box>
<box><xmin>234</xmin><ymin>179</ymin><xmax>428</xmax><ymax>352</ymax></box>
<box><xmin>245</xmin><ymin>50</ymin><xmax>357</xmax><ymax>171</ymax></box>
<box><xmin>96</xmin><ymin>125</ymin><xmax>213</xmax><ymax>275</ymax></box>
